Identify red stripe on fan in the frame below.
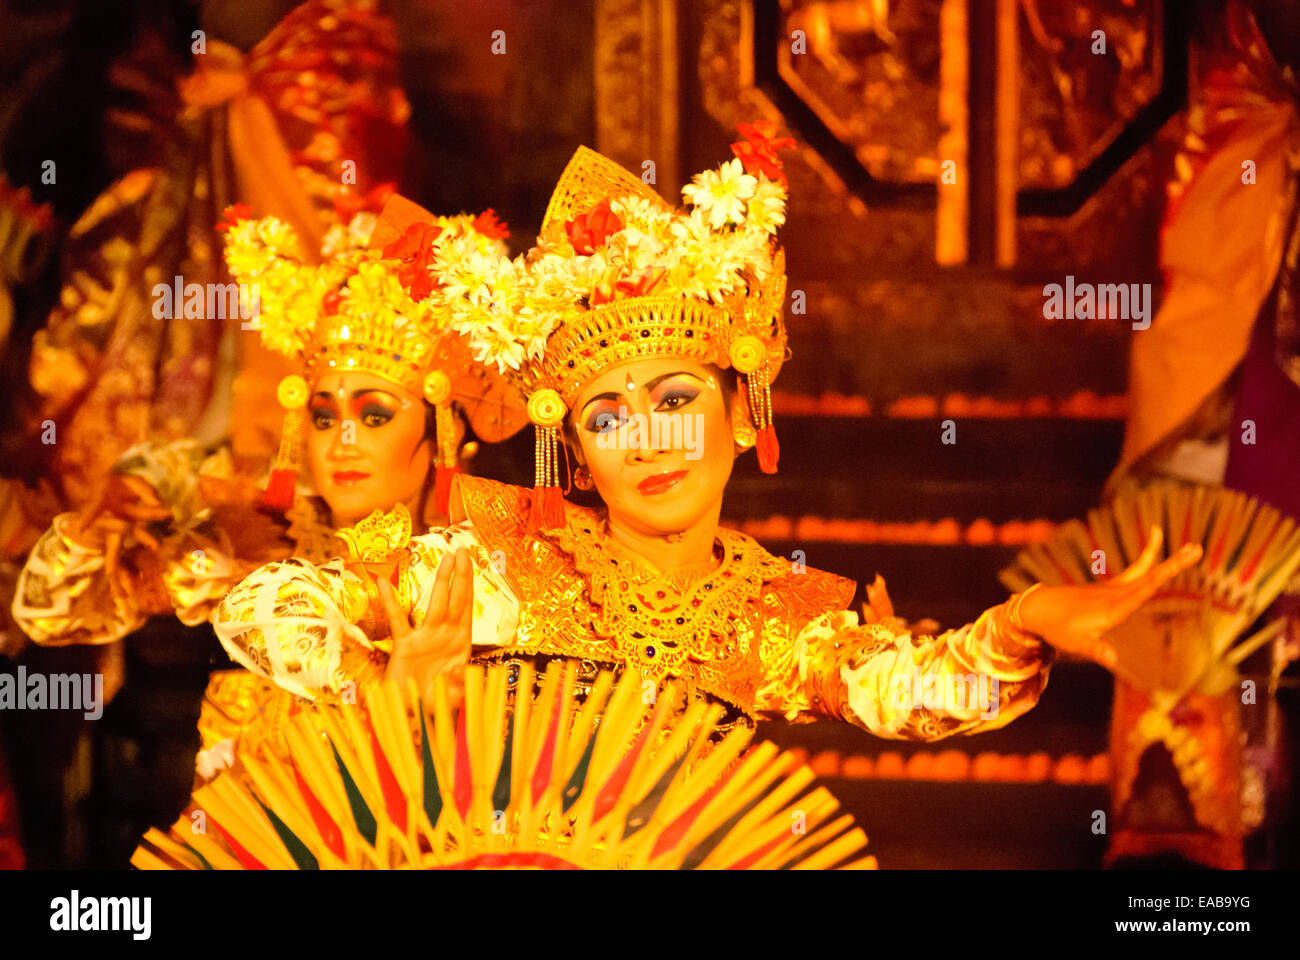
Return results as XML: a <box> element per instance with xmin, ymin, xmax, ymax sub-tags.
<box><xmin>651</xmin><ymin>772</ymin><xmax>733</xmax><ymax>861</ymax></box>
<box><xmin>211</xmin><ymin>818</ymin><xmax>268</xmax><ymax>870</ymax></box>
<box><xmin>369</xmin><ymin>726</ymin><xmax>408</xmax><ymax>834</ymax></box>
<box><xmin>453</xmin><ymin>705</ymin><xmax>472</xmax><ymax>819</ymax></box>
<box><xmin>1239</xmin><ymin>526</ymin><xmax>1277</xmax><ymax>582</ymax></box>
<box><xmin>1048</xmin><ymin>551</ymin><xmax>1078</xmax><ymax>585</ymax></box>
<box><xmin>434</xmin><ymin>851</ymin><xmax>583</xmax><ymax>870</ymax></box>
<box><xmin>1209</xmin><ymin>523</ymin><xmax>1230</xmax><ymax>571</ymax></box>
<box><xmin>592</xmin><ymin>698</ymin><xmax>664</xmax><ymax>824</ymax></box>
<box><xmin>530</xmin><ymin>694</ymin><xmax>563</xmax><ymax>804</ymax></box>
<box><xmin>726</xmin><ymin>830</ymin><xmax>788</xmax><ymax>870</ymax></box>
<box><xmin>293</xmin><ymin>767</ymin><xmax>345</xmax><ymax>860</ymax></box>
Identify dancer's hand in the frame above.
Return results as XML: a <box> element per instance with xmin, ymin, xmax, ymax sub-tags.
<box><xmin>72</xmin><ymin>474</ymin><xmax>173</xmax><ymax>579</ymax></box>
<box><xmin>379</xmin><ymin>547</ymin><xmax>474</xmax><ymax>711</ymax></box>
<box><xmin>862</xmin><ymin>574</ymin><xmax>941</xmax><ymax>636</ymax></box>
<box><xmin>73</xmin><ymin>474</ymin><xmax>171</xmax><ymax>544</ymax></box>
<box><xmin>1013</xmin><ymin>527</ymin><xmax>1202</xmax><ymax>672</ymax></box>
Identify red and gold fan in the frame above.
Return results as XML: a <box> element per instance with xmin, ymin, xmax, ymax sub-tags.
<box><xmin>133</xmin><ymin>661</ymin><xmax>875</xmax><ymax>870</ymax></box>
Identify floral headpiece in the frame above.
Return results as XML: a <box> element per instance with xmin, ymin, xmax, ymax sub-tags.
<box><xmin>416</xmin><ymin>122</ymin><xmax>795</xmax><ymax>529</ymax></box>
<box><xmin>221</xmin><ymin>197</ymin><xmax>511</xmax><ymax>513</ymax></box>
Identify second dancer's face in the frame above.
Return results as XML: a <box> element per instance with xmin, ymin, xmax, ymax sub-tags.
<box><xmin>570</xmin><ymin>357</ymin><xmax>740</xmax><ymax>537</ymax></box>
<box><xmin>305</xmin><ymin>371</ymin><xmax>432</xmax><ymax>526</ymax></box>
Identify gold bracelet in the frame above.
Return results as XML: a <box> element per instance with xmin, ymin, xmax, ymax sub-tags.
<box><xmin>1005</xmin><ymin>583</ymin><xmax>1043</xmax><ymax>636</ymax></box>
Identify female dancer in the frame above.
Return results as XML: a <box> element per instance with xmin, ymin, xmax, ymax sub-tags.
<box><xmin>213</xmin><ymin>128</ymin><xmax>1202</xmax><ymax>742</ymax></box>
<box><xmin>12</xmin><ymin>203</ymin><xmax>518</xmax><ymax>766</ymax></box>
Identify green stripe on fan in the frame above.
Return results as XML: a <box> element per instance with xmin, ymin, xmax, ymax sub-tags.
<box><xmin>185</xmin><ymin>842</ymin><xmax>215</xmax><ymax>871</ymax></box>
<box><xmin>561</xmin><ymin>732</ymin><xmax>598</xmax><ymax>814</ymax></box>
<box><xmin>332</xmin><ymin>742</ymin><xmax>377</xmax><ymax>846</ymax></box>
<box><xmin>256</xmin><ymin>797</ymin><xmax>320</xmax><ymax>870</ymax></box>
<box><xmin>492</xmin><ymin>714</ymin><xmax>514</xmax><ymax>814</ymax></box>
<box><xmin>419</xmin><ymin>700</ymin><xmax>443</xmax><ymax>826</ymax></box>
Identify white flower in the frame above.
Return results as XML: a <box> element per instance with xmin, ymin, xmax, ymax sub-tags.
<box><xmin>440</xmin><ymin>244</ymin><xmax>502</xmax><ymax>306</ymax></box>
<box><xmin>681</xmin><ymin>158</ymin><xmax>757</xmax><ymax>229</ymax></box>
<box><xmin>668</xmin><ymin>207</ymin><xmax>712</xmax><ymax>245</ymax></box>
<box><xmin>320</xmin><ymin>225</ymin><xmax>349</xmax><ymax>259</ymax></box>
<box><xmin>347</xmin><ymin>212</ymin><xmax>378</xmax><ymax>247</ymax></box>
<box><xmin>747</xmin><ymin>178</ymin><xmax>787</xmax><ymax>235</ymax></box>
<box><xmin>611</xmin><ymin>196</ymin><xmax>673</xmax><ymax>235</ymax></box>
<box><xmin>467</xmin><ymin>320</ymin><xmax>528</xmax><ymax>373</ymax></box>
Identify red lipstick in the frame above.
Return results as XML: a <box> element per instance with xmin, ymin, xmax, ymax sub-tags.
<box><xmin>637</xmin><ymin>469</ymin><xmax>688</xmax><ymax>495</ymax></box>
<box><xmin>332</xmin><ymin>471</ymin><xmax>371</xmax><ymax>486</ymax></box>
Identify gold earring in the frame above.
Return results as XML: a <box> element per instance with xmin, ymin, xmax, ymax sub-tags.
<box><xmin>733</xmin><ymin>423</ymin><xmax>757</xmax><ymax>450</ymax></box>
<box><xmin>572</xmin><ymin>465</ymin><xmax>594</xmax><ymax>490</ymax></box>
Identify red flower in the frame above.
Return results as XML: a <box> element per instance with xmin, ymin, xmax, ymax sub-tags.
<box><xmin>382</xmin><ymin>221</ymin><xmax>444</xmax><ymax>301</ymax></box>
<box><xmin>590</xmin><ymin>265</ymin><xmax>667</xmax><ymax>306</ymax></box>
<box><xmin>615</xmin><ymin>266</ymin><xmax>666</xmax><ymax>299</ymax></box>
<box><xmin>565</xmin><ymin>198</ymin><xmax>623</xmax><ymax>255</ymax></box>
<box><xmin>333</xmin><ymin>182</ymin><xmax>397</xmax><ymax>221</ymax></box>
<box><xmin>730</xmin><ymin>121</ymin><xmax>795</xmax><ymax>184</ymax></box>
<box><xmin>215</xmin><ymin>203</ymin><xmax>253</xmax><ymax>232</ymax></box>
<box><xmin>589</xmin><ymin>264</ymin><xmax>620</xmax><ymax>306</ymax></box>
<box><xmin>730</xmin><ymin>141</ymin><xmax>786</xmax><ymax>182</ymax></box>
<box><xmin>472</xmin><ymin>208</ymin><xmax>510</xmax><ymax>239</ymax></box>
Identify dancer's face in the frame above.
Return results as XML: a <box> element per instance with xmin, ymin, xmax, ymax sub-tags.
<box><xmin>305</xmin><ymin>371</ymin><xmax>432</xmax><ymax>526</ymax></box>
<box><xmin>569</xmin><ymin>357</ymin><xmax>743</xmax><ymax>536</ymax></box>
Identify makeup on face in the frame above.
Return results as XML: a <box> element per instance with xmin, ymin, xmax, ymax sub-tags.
<box><xmin>579</xmin><ymin>370</ymin><xmax>707</xmax><ymax>437</ymax></box>
<box><xmin>571</xmin><ymin>358</ymin><xmax>735</xmax><ymax>542</ymax></box>
<box><xmin>309</xmin><ymin>387</ymin><xmax>408</xmax><ymax>432</ymax></box>
<box><xmin>304</xmin><ymin>372</ymin><xmax>433</xmax><ymax>526</ymax></box>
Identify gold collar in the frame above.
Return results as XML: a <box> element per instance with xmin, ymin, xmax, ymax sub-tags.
<box><xmin>552</xmin><ymin>511</ymin><xmax>786</xmax><ymax>675</ymax></box>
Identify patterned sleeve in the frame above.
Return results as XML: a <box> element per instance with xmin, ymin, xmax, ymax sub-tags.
<box><xmin>213</xmin><ymin>522</ymin><xmax>518</xmax><ymax>702</ymax></box>
<box><xmin>9</xmin><ymin>440</ymin><xmax>253</xmax><ymax>645</ymax></box>
<box><xmin>757</xmin><ymin>600</ymin><xmax>1053</xmax><ymax>740</ymax></box>
<box><xmin>11</xmin><ymin>513</ymin><xmax>145</xmax><ymax>646</ymax></box>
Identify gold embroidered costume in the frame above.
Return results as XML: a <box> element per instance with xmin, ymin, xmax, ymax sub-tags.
<box><xmin>215</xmin><ymin>474</ymin><xmax>1050</xmax><ymax>740</ymax></box>
<box><xmin>212</xmin><ymin>130</ymin><xmax>1053</xmax><ymax>744</ymax></box>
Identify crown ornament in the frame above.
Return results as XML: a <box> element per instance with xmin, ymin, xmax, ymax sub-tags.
<box><xmin>221</xmin><ymin>196</ymin><xmax>511</xmax><ymax>514</ymax></box>
<box><xmin>416</xmin><ymin>122</ymin><xmax>795</xmax><ymax>530</ymax></box>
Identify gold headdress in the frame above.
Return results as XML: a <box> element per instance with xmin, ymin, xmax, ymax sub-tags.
<box><xmin>222</xmin><ymin>196</ymin><xmax>513</xmax><ymax>514</ymax></box>
<box><xmin>423</xmin><ymin>123</ymin><xmax>795</xmax><ymax>530</ymax></box>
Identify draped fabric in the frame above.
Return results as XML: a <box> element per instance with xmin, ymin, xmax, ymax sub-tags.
<box><xmin>1110</xmin><ymin>0</ymin><xmax>1300</xmax><ymax>487</ymax></box>
<box><xmin>24</xmin><ymin>0</ymin><xmax>409</xmax><ymax>514</ymax></box>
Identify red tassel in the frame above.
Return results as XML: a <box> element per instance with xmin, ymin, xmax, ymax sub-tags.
<box><xmin>261</xmin><ymin>467</ymin><xmax>297</xmax><ymax>510</ymax></box>
<box><xmin>434</xmin><ymin>464</ymin><xmax>460</xmax><ymax>518</ymax></box>
<box><xmin>756</xmin><ymin>424</ymin><xmax>780</xmax><ymax>473</ymax></box>
<box><xmin>543</xmin><ymin>485</ymin><xmax>567</xmax><ymax>529</ymax></box>
<box><xmin>530</xmin><ymin>485</ymin><xmax>566</xmax><ymax>532</ymax></box>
